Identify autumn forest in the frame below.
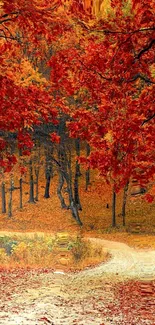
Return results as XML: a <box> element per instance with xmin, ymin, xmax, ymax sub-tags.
<box><xmin>0</xmin><ymin>1</ymin><xmax>155</xmax><ymax>324</ymax></box>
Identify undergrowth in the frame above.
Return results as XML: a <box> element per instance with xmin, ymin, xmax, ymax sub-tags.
<box><xmin>0</xmin><ymin>233</ymin><xmax>108</xmax><ymax>270</ymax></box>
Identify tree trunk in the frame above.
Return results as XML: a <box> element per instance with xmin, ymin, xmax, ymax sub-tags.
<box><xmin>65</xmin><ymin>173</ymin><xmax>83</xmax><ymax>226</ymax></box>
<box><xmin>34</xmin><ymin>141</ymin><xmax>41</xmax><ymax>201</ymax></box>
<box><xmin>1</xmin><ymin>182</ymin><xmax>6</xmax><ymax>213</ymax></box>
<box><xmin>74</xmin><ymin>160</ymin><xmax>82</xmax><ymax>210</ymax></box>
<box><xmin>58</xmin><ymin>116</ymin><xmax>83</xmax><ymax>226</ymax></box>
<box><xmin>74</xmin><ymin>139</ymin><xmax>82</xmax><ymax>210</ymax></box>
<box><xmin>35</xmin><ymin>170</ymin><xmax>39</xmax><ymax>201</ymax></box>
<box><xmin>68</xmin><ymin>188</ymin><xmax>83</xmax><ymax>226</ymax></box>
<box><xmin>44</xmin><ymin>145</ymin><xmax>53</xmax><ymax>198</ymax></box>
<box><xmin>85</xmin><ymin>143</ymin><xmax>90</xmax><ymax>191</ymax></box>
<box><xmin>70</xmin><ymin>200</ymin><xmax>83</xmax><ymax>226</ymax></box>
<box><xmin>19</xmin><ymin>178</ymin><xmax>23</xmax><ymax>209</ymax></box>
<box><xmin>122</xmin><ymin>181</ymin><xmax>129</xmax><ymax>226</ymax></box>
<box><xmin>112</xmin><ymin>187</ymin><xmax>116</xmax><ymax>227</ymax></box>
<box><xmin>8</xmin><ymin>179</ymin><xmax>14</xmax><ymax>218</ymax></box>
<box><xmin>75</xmin><ymin>138</ymin><xmax>82</xmax><ymax>176</ymax></box>
<box><xmin>29</xmin><ymin>159</ymin><xmax>35</xmax><ymax>203</ymax></box>
<box><xmin>44</xmin><ymin>168</ymin><xmax>51</xmax><ymax>198</ymax></box>
<box><xmin>57</xmin><ymin>172</ymin><xmax>67</xmax><ymax>208</ymax></box>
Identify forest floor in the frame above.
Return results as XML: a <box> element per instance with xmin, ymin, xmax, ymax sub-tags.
<box><xmin>0</xmin><ymin>173</ymin><xmax>155</xmax><ymax>249</ymax></box>
<box><xmin>0</xmin><ymin>174</ymin><xmax>155</xmax><ymax>324</ymax></box>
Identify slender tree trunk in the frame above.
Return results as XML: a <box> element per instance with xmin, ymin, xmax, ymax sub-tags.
<box><xmin>68</xmin><ymin>186</ymin><xmax>83</xmax><ymax>226</ymax></box>
<box><xmin>85</xmin><ymin>143</ymin><xmax>90</xmax><ymax>191</ymax></box>
<box><xmin>112</xmin><ymin>187</ymin><xmax>116</xmax><ymax>227</ymax></box>
<box><xmin>44</xmin><ymin>145</ymin><xmax>53</xmax><ymax>198</ymax></box>
<box><xmin>66</xmin><ymin>145</ymin><xmax>83</xmax><ymax>226</ymax></box>
<box><xmin>59</xmin><ymin>145</ymin><xmax>83</xmax><ymax>226</ymax></box>
<box><xmin>65</xmin><ymin>172</ymin><xmax>83</xmax><ymax>226</ymax></box>
<box><xmin>122</xmin><ymin>181</ymin><xmax>129</xmax><ymax>226</ymax></box>
<box><xmin>58</xmin><ymin>116</ymin><xmax>83</xmax><ymax>226</ymax></box>
<box><xmin>75</xmin><ymin>138</ymin><xmax>82</xmax><ymax>176</ymax></box>
<box><xmin>44</xmin><ymin>168</ymin><xmax>51</xmax><ymax>198</ymax></box>
<box><xmin>35</xmin><ymin>170</ymin><xmax>39</xmax><ymax>201</ymax></box>
<box><xmin>8</xmin><ymin>179</ymin><xmax>14</xmax><ymax>218</ymax></box>
<box><xmin>74</xmin><ymin>139</ymin><xmax>82</xmax><ymax>210</ymax></box>
<box><xmin>70</xmin><ymin>200</ymin><xmax>83</xmax><ymax>226</ymax></box>
<box><xmin>57</xmin><ymin>143</ymin><xmax>66</xmax><ymax>206</ymax></box>
<box><xmin>29</xmin><ymin>159</ymin><xmax>35</xmax><ymax>203</ymax></box>
<box><xmin>19</xmin><ymin>178</ymin><xmax>23</xmax><ymax>209</ymax></box>
<box><xmin>57</xmin><ymin>172</ymin><xmax>67</xmax><ymax>208</ymax></box>
<box><xmin>74</xmin><ymin>161</ymin><xmax>82</xmax><ymax>210</ymax></box>
<box><xmin>1</xmin><ymin>182</ymin><xmax>6</xmax><ymax>213</ymax></box>
<box><xmin>34</xmin><ymin>142</ymin><xmax>41</xmax><ymax>201</ymax></box>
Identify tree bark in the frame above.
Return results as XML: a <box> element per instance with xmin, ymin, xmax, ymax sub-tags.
<box><xmin>112</xmin><ymin>187</ymin><xmax>116</xmax><ymax>227</ymax></box>
<box><xmin>85</xmin><ymin>143</ymin><xmax>90</xmax><ymax>191</ymax></box>
<box><xmin>65</xmin><ymin>172</ymin><xmax>83</xmax><ymax>226</ymax></box>
<box><xmin>58</xmin><ymin>115</ymin><xmax>83</xmax><ymax>226</ymax></box>
<box><xmin>57</xmin><ymin>172</ymin><xmax>67</xmax><ymax>208</ymax></box>
<box><xmin>8</xmin><ymin>179</ymin><xmax>14</xmax><ymax>217</ymax></box>
<box><xmin>74</xmin><ymin>139</ymin><xmax>82</xmax><ymax>210</ymax></box>
<box><xmin>35</xmin><ymin>170</ymin><xmax>39</xmax><ymax>201</ymax></box>
<box><xmin>19</xmin><ymin>178</ymin><xmax>23</xmax><ymax>209</ymax></box>
<box><xmin>74</xmin><ymin>160</ymin><xmax>82</xmax><ymax>210</ymax></box>
<box><xmin>1</xmin><ymin>182</ymin><xmax>6</xmax><ymax>213</ymax></box>
<box><xmin>44</xmin><ymin>169</ymin><xmax>51</xmax><ymax>198</ymax></box>
<box><xmin>29</xmin><ymin>159</ymin><xmax>35</xmax><ymax>203</ymax></box>
<box><xmin>68</xmin><ymin>184</ymin><xmax>83</xmax><ymax>226</ymax></box>
<box><xmin>122</xmin><ymin>181</ymin><xmax>129</xmax><ymax>226</ymax></box>
<box><xmin>33</xmin><ymin>141</ymin><xmax>41</xmax><ymax>201</ymax></box>
<box><xmin>70</xmin><ymin>200</ymin><xmax>83</xmax><ymax>226</ymax></box>
<box><xmin>44</xmin><ymin>145</ymin><xmax>53</xmax><ymax>198</ymax></box>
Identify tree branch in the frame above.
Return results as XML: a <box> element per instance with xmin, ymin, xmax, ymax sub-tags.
<box><xmin>127</xmin><ymin>73</ymin><xmax>155</xmax><ymax>84</ymax></box>
<box><xmin>74</xmin><ymin>19</ymin><xmax>155</xmax><ymax>35</ymax></box>
<box><xmin>0</xmin><ymin>17</ymin><xmax>18</xmax><ymax>24</ymax></box>
<box><xmin>136</xmin><ymin>39</ymin><xmax>155</xmax><ymax>59</ymax></box>
<box><xmin>0</xmin><ymin>34</ymin><xmax>18</xmax><ymax>40</ymax></box>
<box><xmin>142</xmin><ymin>113</ymin><xmax>155</xmax><ymax>126</ymax></box>
<box><xmin>0</xmin><ymin>12</ymin><xmax>19</xmax><ymax>19</ymax></box>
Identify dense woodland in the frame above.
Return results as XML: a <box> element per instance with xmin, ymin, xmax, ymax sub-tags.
<box><xmin>0</xmin><ymin>0</ymin><xmax>155</xmax><ymax>230</ymax></box>
<box><xmin>0</xmin><ymin>3</ymin><xmax>155</xmax><ymax>324</ymax></box>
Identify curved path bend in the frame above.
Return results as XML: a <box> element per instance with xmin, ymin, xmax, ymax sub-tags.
<box><xmin>0</xmin><ymin>234</ymin><xmax>155</xmax><ymax>325</ymax></box>
<box><xmin>79</xmin><ymin>237</ymin><xmax>155</xmax><ymax>281</ymax></box>
<box><xmin>0</xmin><ymin>232</ymin><xmax>155</xmax><ymax>280</ymax></box>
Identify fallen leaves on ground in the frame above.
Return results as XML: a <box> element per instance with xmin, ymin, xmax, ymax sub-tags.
<box><xmin>0</xmin><ymin>268</ymin><xmax>154</xmax><ymax>324</ymax></box>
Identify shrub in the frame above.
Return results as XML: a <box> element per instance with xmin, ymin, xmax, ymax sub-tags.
<box><xmin>71</xmin><ymin>236</ymin><xmax>89</xmax><ymax>261</ymax></box>
<box><xmin>0</xmin><ymin>248</ymin><xmax>9</xmax><ymax>264</ymax></box>
<box><xmin>0</xmin><ymin>234</ymin><xmax>109</xmax><ymax>270</ymax></box>
<box><xmin>0</xmin><ymin>236</ymin><xmax>18</xmax><ymax>255</ymax></box>
<box><xmin>11</xmin><ymin>242</ymin><xmax>29</xmax><ymax>262</ymax></box>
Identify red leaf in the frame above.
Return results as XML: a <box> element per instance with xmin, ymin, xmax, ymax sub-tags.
<box><xmin>50</xmin><ymin>132</ymin><xmax>60</xmax><ymax>144</ymax></box>
<box><xmin>144</xmin><ymin>194</ymin><xmax>154</xmax><ymax>203</ymax></box>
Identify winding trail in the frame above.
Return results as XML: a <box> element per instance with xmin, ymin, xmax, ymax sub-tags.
<box><xmin>0</xmin><ymin>234</ymin><xmax>155</xmax><ymax>324</ymax></box>
<box><xmin>81</xmin><ymin>238</ymin><xmax>155</xmax><ymax>280</ymax></box>
<box><xmin>0</xmin><ymin>232</ymin><xmax>155</xmax><ymax>279</ymax></box>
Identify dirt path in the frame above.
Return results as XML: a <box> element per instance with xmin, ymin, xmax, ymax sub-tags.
<box><xmin>0</xmin><ymin>232</ymin><xmax>154</xmax><ymax>280</ymax></box>
<box><xmin>82</xmin><ymin>237</ymin><xmax>155</xmax><ymax>281</ymax></box>
<box><xmin>0</xmin><ymin>234</ymin><xmax>155</xmax><ymax>324</ymax></box>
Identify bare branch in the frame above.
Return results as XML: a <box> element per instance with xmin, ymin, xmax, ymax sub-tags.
<box><xmin>136</xmin><ymin>39</ymin><xmax>155</xmax><ymax>59</ymax></box>
<box><xmin>142</xmin><ymin>114</ymin><xmax>155</xmax><ymax>126</ymax></box>
<box><xmin>0</xmin><ymin>17</ymin><xmax>18</xmax><ymax>24</ymax></box>
<box><xmin>0</xmin><ymin>12</ymin><xmax>19</xmax><ymax>19</ymax></box>
<box><xmin>0</xmin><ymin>34</ymin><xmax>21</xmax><ymax>41</ymax></box>
<box><xmin>73</xmin><ymin>19</ymin><xmax>155</xmax><ymax>35</ymax></box>
<box><xmin>127</xmin><ymin>73</ymin><xmax>155</xmax><ymax>84</ymax></box>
